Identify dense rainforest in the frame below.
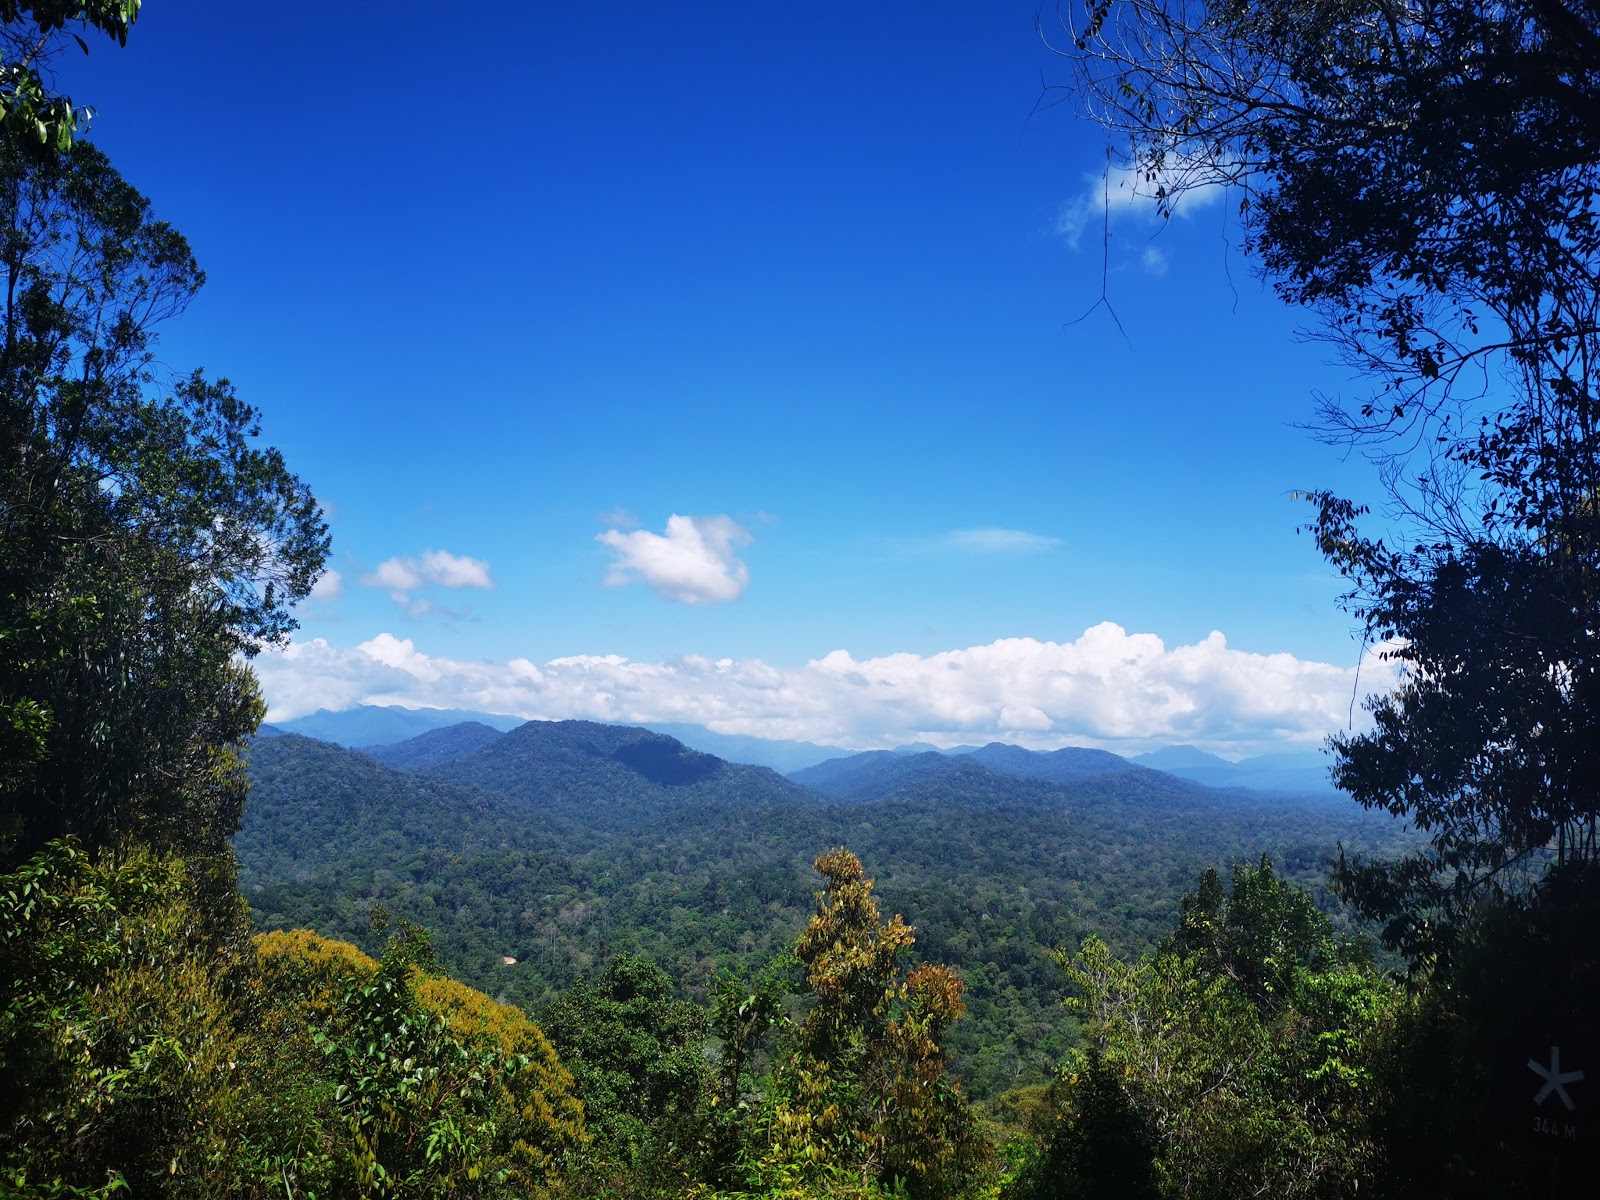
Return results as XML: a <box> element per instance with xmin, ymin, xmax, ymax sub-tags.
<box><xmin>236</xmin><ymin>724</ymin><xmax>1412</xmax><ymax>1101</ymax></box>
<box><xmin>5</xmin><ymin>1</ymin><xmax>1600</xmax><ymax>1197</ymax></box>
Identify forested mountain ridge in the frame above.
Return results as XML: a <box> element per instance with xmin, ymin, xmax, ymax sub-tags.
<box><xmin>790</xmin><ymin>742</ymin><xmax>1244</xmax><ymax>806</ymax></box>
<box><xmin>237</xmin><ymin>724</ymin><xmax>1415</xmax><ymax>1100</ymax></box>
<box><xmin>362</xmin><ymin>720</ymin><xmax>508</xmax><ymax>769</ymax></box>
<box><xmin>237</xmin><ymin>734</ymin><xmax>596</xmax><ymax>890</ymax></box>
<box><xmin>964</xmin><ymin>741</ymin><xmax>1140</xmax><ymax>783</ymax></box>
<box><xmin>403</xmin><ymin>718</ymin><xmax>820</xmax><ymax>832</ymax></box>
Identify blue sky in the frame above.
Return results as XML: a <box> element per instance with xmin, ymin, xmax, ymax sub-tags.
<box><xmin>66</xmin><ymin>1</ymin><xmax>1396</xmax><ymax>754</ymax></box>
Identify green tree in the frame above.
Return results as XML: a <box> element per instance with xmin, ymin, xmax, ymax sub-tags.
<box><xmin>1003</xmin><ymin>1050</ymin><xmax>1160</xmax><ymax>1200</ymax></box>
<box><xmin>1357</xmin><ymin>860</ymin><xmax>1600</xmax><ymax>1199</ymax></box>
<box><xmin>1056</xmin><ymin>0</ymin><xmax>1600</xmax><ymax>961</ymax></box>
<box><xmin>765</xmin><ymin>848</ymin><xmax>983</xmax><ymax>1199</ymax></box>
<box><xmin>292</xmin><ymin>925</ymin><xmax>587</xmax><ymax>1198</ymax></box>
<box><xmin>1</xmin><ymin>842</ymin><xmax>271</xmax><ymax>1197</ymax></box>
<box><xmin>537</xmin><ymin>952</ymin><xmax>709</xmax><ymax>1185</ymax></box>
<box><xmin>0</xmin><ymin>136</ymin><xmax>328</xmax><ymax>871</ymax></box>
<box><xmin>1038</xmin><ymin>860</ymin><xmax>1394</xmax><ymax>1199</ymax></box>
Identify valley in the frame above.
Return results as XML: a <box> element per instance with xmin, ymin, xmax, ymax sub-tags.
<box><xmin>238</xmin><ymin>711</ymin><xmax>1411</xmax><ymax>1099</ymax></box>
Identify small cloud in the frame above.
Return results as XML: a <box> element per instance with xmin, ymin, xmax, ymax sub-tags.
<box><xmin>416</xmin><ymin>549</ymin><xmax>493</xmax><ymax>589</ymax></box>
<box><xmin>363</xmin><ymin>550</ymin><xmax>493</xmax><ymax>592</ymax></box>
<box><xmin>597</xmin><ymin>513</ymin><xmax>752</xmax><ymax>605</ymax></box>
<box><xmin>368</xmin><ymin>558</ymin><xmax>423</xmax><ymax>591</ymax></box>
<box><xmin>901</xmin><ymin>528</ymin><xmax>1063</xmax><ymax>555</ymax></box>
<box><xmin>1141</xmin><ymin>246</ymin><xmax>1169</xmax><ymax>276</ymax></box>
<box><xmin>1056</xmin><ymin>161</ymin><xmax>1224</xmax><ymax>252</ymax></box>
<box><xmin>309</xmin><ymin>569</ymin><xmax>344</xmax><ymax>601</ymax></box>
<box><xmin>362</xmin><ymin>549</ymin><xmax>493</xmax><ymax>616</ymax></box>
<box><xmin>599</xmin><ymin>507</ymin><xmax>640</xmax><ymax>528</ymax></box>
<box><xmin>942</xmin><ymin>528</ymin><xmax>1063</xmax><ymax>554</ymax></box>
<box><xmin>393</xmin><ymin>591</ymin><xmax>431</xmax><ymax>617</ymax></box>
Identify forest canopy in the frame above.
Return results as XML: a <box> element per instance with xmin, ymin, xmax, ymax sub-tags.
<box><xmin>1</xmin><ymin>1</ymin><xmax>1598</xmax><ymax>1196</ymax></box>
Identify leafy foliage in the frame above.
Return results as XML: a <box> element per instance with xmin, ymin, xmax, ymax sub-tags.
<box><xmin>537</xmin><ymin>952</ymin><xmax>709</xmax><ymax>1184</ymax></box>
<box><xmin>1033</xmin><ymin>860</ymin><xmax>1395</xmax><ymax>1200</ymax></box>
<box><xmin>0</xmin><ymin>137</ymin><xmax>327</xmax><ymax>872</ymax></box>
<box><xmin>2</xmin><ymin>843</ymin><xmax>273</xmax><ymax>1197</ymax></box>
<box><xmin>0</xmin><ymin>1</ymin><xmax>140</xmax><ymax>150</ymax></box>
<box><xmin>760</xmin><ymin>849</ymin><xmax>983</xmax><ymax>1200</ymax></box>
<box><xmin>0</xmin><ymin>843</ymin><xmax>588</xmax><ymax>1199</ymax></box>
<box><xmin>1057</xmin><ymin>0</ymin><xmax>1600</xmax><ymax>963</ymax></box>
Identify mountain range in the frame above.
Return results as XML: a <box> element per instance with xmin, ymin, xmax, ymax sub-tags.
<box><xmin>236</xmin><ymin>711</ymin><xmax>1409</xmax><ymax>1099</ymax></box>
<box><xmin>265</xmin><ymin>705</ymin><xmax>1337</xmax><ymax>794</ymax></box>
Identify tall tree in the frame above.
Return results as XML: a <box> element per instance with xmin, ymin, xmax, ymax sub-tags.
<box><xmin>537</xmin><ymin>952</ymin><xmax>709</xmax><ymax>1180</ymax></box>
<box><xmin>769</xmin><ymin>848</ymin><xmax>982</xmax><ymax>1198</ymax></box>
<box><xmin>0</xmin><ymin>135</ymin><xmax>328</xmax><ymax>868</ymax></box>
<box><xmin>1055</xmin><ymin>0</ymin><xmax>1600</xmax><ymax>958</ymax></box>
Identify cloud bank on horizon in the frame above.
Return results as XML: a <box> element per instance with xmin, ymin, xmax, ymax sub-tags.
<box><xmin>253</xmin><ymin>622</ymin><xmax>1398</xmax><ymax>757</ymax></box>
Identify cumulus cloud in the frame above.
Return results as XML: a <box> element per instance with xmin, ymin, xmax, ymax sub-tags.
<box><xmin>254</xmin><ymin>623</ymin><xmax>1400</xmax><ymax>758</ymax></box>
<box><xmin>361</xmin><ymin>549</ymin><xmax>493</xmax><ymax>616</ymax></box>
<box><xmin>364</xmin><ymin>550</ymin><xmax>493</xmax><ymax>592</ymax></box>
<box><xmin>1056</xmin><ymin>161</ymin><xmax>1224</xmax><ymax>251</ymax></box>
<box><xmin>308</xmin><ymin>569</ymin><xmax>344</xmax><ymax>601</ymax></box>
<box><xmin>597</xmin><ymin>514</ymin><xmax>752</xmax><ymax>605</ymax></box>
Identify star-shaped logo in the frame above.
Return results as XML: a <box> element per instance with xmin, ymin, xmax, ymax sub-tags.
<box><xmin>1529</xmin><ymin>1046</ymin><xmax>1584</xmax><ymax>1112</ymax></box>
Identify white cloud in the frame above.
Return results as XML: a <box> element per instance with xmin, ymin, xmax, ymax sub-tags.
<box><xmin>599</xmin><ymin>507</ymin><xmax>640</xmax><ymax>528</ymax></box>
<box><xmin>308</xmin><ymin>569</ymin><xmax>344</xmax><ymax>601</ymax></box>
<box><xmin>367</xmin><ymin>559</ymin><xmax>423</xmax><ymax>591</ymax></box>
<box><xmin>417</xmin><ymin>550</ymin><xmax>493</xmax><ymax>589</ymax></box>
<box><xmin>597</xmin><ymin>514</ymin><xmax>752</xmax><ymax>605</ymax></box>
<box><xmin>361</xmin><ymin>549</ymin><xmax>493</xmax><ymax>616</ymax></box>
<box><xmin>1056</xmin><ymin>162</ymin><xmax>1224</xmax><ymax>251</ymax></box>
<box><xmin>937</xmin><ymin>528</ymin><xmax>1063</xmax><ymax>554</ymax></box>
<box><xmin>254</xmin><ymin>622</ymin><xmax>1400</xmax><ymax>758</ymax></box>
<box><xmin>363</xmin><ymin>550</ymin><xmax>493</xmax><ymax>592</ymax></box>
<box><xmin>1141</xmin><ymin>246</ymin><xmax>1169</xmax><ymax>276</ymax></box>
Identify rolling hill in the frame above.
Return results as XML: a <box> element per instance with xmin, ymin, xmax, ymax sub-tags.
<box><xmin>236</xmin><ymin>720</ymin><xmax>1413</xmax><ymax>1099</ymax></box>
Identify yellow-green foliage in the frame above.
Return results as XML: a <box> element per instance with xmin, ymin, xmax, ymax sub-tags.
<box><xmin>254</xmin><ymin>927</ymin><xmax>378</xmax><ymax>1024</ymax></box>
<box><xmin>415</xmin><ymin>972</ymin><xmax>589</xmax><ymax>1166</ymax></box>
<box><xmin>1</xmin><ymin>844</ymin><xmax>269</xmax><ymax>1198</ymax></box>
<box><xmin>254</xmin><ymin>925</ymin><xmax>588</xmax><ymax>1192</ymax></box>
<box><xmin>257</xmin><ymin>926</ymin><xmax>380</xmax><ymax>979</ymax></box>
<box><xmin>3</xmin><ymin>849</ymin><xmax>589</xmax><ymax>1199</ymax></box>
<box><xmin>762</xmin><ymin>849</ymin><xmax>984</xmax><ymax>1200</ymax></box>
<box><xmin>417</xmin><ymin>972</ymin><xmax>550</xmax><ymax>1055</ymax></box>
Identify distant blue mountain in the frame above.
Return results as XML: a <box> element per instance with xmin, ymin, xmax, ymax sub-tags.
<box><xmin>797</xmin><ymin>740</ymin><xmax>1339</xmax><ymax>800</ymax></box>
<box><xmin>1130</xmin><ymin>744</ymin><xmax>1231</xmax><ymax>771</ymax></box>
<box><xmin>1131</xmin><ymin>745</ymin><xmax>1336</xmax><ymax>796</ymax></box>
<box><xmin>792</xmin><ymin>743</ymin><xmax>1151</xmax><ymax>801</ymax></box>
<box><xmin>965</xmin><ymin>742</ymin><xmax>1141</xmax><ymax>784</ymax></box>
<box><xmin>643</xmin><ymin>723</ymin><xmax>850</xmax><ymax>772</ymax></box>
<box><xmin>890</xmin><ymin>741</ymin><xmax>962</xmax><ymax>755</ymax></box>
<box><xmin>271</xmin><ymin>705</ymin><xmax>524</xmax><ymax>748</ymax></box>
